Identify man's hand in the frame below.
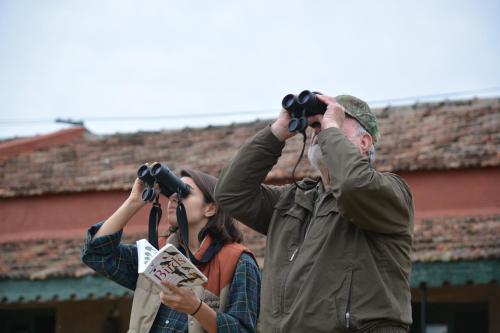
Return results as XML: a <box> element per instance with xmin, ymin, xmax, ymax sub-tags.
<box><xmin>315</xmin><ymin>95</ymin><xmax>346</xmax><ymax>130</ymax></box>
<box><xmin>270</xmin><ymin>108</ymin><xmax>297</xmax><ymax>142</ymax></box>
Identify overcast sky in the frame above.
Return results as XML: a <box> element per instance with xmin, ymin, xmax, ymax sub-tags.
<box><xmin>1</xmin><ymin>0</ymin><xmax>499</xmax><ymax>139</ymax></box>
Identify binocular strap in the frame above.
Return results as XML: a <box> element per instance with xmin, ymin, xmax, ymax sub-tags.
<box><xmin>293</xmin><ymin>131</ymin><xmax>309</xmax><ymax>191</ymax></box>
<box><xmin>176</xmin><ymin>200</ymin><xmax>223</xmax><ymax>267</ymax></box>
<box><xmin>292</xmin><ymin>131</ymin><xmax>321</xmax><ymax>191</ymax></box>
<box><xmin>148</xmin><ymin>200</ymin><xmax>162</xmax><ymax>249</ymax></box>
<box><xmin>146</xmin><ymin>196</ymin><xmax>224</xmax><ymax>266</ymax></box>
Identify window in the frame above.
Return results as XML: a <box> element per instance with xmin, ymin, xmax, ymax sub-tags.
<box><xmin>0</xmin><ymin>308</ymin><xmax>55</xmax><ymax>333</ymax></box>
<box><xmin>411</xmin><ymin>302</ymin><xmax>488</xmax><ymax>333</ymax></box>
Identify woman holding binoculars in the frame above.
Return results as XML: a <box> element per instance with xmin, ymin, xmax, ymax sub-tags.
<box><xmin>81</xmin><ymin>166</ymin><xmax>261</xmax><ymax>333</ymax></box>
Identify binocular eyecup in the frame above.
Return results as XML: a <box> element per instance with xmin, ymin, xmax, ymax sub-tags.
<box><xmin>282</xmin><ymin>90</ymin><xmax>326</xmax><ymax>132</ymax></box>
<box><xmin>137</xmin><ymin>163</ymin><xmax>191</xmax><ymax>202</ymax></box>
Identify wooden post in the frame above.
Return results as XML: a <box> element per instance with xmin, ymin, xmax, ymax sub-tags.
<box><xmin>420</xmin><ymin>283</ymin><xmax>427</xmax><ymax>333</ymax></box>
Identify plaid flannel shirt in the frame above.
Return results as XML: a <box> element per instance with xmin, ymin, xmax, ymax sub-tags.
<box><xmin>81</xmin><ymin>222</ymin><xmax>260</xmax><ymax>333</ymax></box>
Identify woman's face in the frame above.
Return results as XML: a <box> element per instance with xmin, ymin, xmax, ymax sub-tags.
<box><xmin>166</xmin><ymin>177</ymin><xmax>212</xmax><ymax>228</ymax></box>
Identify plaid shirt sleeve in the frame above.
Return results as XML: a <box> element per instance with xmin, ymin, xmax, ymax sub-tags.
<box><xmin>80</xmin><ymin>221</ymin><xmax>139</xmax><ymax>291</ymax></box>
<box><xmin>216</xmin><ymin>252</ymin><xmax>261</xmax><ymax>333</ymax></box>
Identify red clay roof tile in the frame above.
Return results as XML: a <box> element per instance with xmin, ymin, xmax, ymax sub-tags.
<box><xmin>0</xmin><ymin>215</ymin><xmax>498</xmax><ymax>280</ymax></box>
<box><xmin>0</xmin><ymin>97</ymin><xmax>499</xmax><ymax>198</ymax></box>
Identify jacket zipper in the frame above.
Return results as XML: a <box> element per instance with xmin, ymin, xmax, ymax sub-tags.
<box><xmin>345</xmin><ymin>271</ymin><xmax>353</xmax><ymax>329</ymax></box>
<box><xmin>279</xmin><ymin>194</ymin><xmax>321</xmax><ymax>315</ymax></box>
<box><xmin>280</xmin><ymin>239</ymin><xmax>301</xmax><ymax>313</ymax></box>
<box><xmin>278</xmin><ymin>263</ymin><xmax>292</xmax><ymax>317</ymax></box>
<box><xmin>280</xmin><ymin>240</ymin><xmax>301</xmax><ymax>313</ymax></box>
<box><xmin>302</xmin><ymin>191</ymin><xmax>323</xmax><ymax>240</ymax></box>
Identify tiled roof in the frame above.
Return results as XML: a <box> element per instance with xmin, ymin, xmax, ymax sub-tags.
<box><xmin>0</xmin><ymin>237</ymin><xmax>95</xmax><ymax>280</ymax></box>
<box><xmin>412</xmin><ymin>215</ymin><xmax>500</xmax><ymax>262</ymax></box>
<box><xmin>0</xmin><ymin>127</ymin><xmax>86</xmax><ymax>162</ymax></box>
<box><xmin>1</xmin><ymin>215</ymin><xmax>498</xmax><ymax>281</ymax></box>
<box><xmin>1</xmin><ymin>97</ymin><xmax>499</xmax><ymax>198</ymax></box>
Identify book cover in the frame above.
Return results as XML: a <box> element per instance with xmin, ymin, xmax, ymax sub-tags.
<box><xmin>137</xmin><ymin>239</ymin><xmax>208</xmax><ymax>292</ymax></box>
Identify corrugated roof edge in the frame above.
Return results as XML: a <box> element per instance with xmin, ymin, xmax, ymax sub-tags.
<box><xmin>0</xmin><ymin>275</ymin><xmax>132</xmax><ymax>304</ymax></box>
<box><xmin>411</xmin><ymin>260</ymin><xmax>500</xmax><ymax>288</ymax></box>
<box><xmin>1</xmin><ymin>260</ymin><xmax>499</xmax><ymax>303</ymax></box>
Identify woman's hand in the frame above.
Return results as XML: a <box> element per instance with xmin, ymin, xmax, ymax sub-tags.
<box><xmin>92</xmin><ymin>163</ymin><xmax>150</xmax><ymax>239</ymax></box>
<box><xmin>161</xmin><ymin>281</ymin><xmax>217</xmax><ymax>332</ymax></box>
<box><xmin>127</xmin><ymin>177</ymin><xmax>147</xmax><ymax>205</ymax></box>
<box><xmin>159</xmin><ymin>281</ymin><xmax>201</xmax><ymax>314</ymax></box>
<box><xmin>127</xmin><ymin>161</ymin><xmax>159</xmax><ymax>207</ymax></box>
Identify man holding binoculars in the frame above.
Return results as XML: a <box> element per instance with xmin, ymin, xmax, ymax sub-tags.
<box><xmin>215</xmin><ymin>92</ymin><xmax>414</xmax><ymax>332</ymax></box>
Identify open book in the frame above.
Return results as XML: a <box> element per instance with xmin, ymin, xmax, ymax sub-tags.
<box><xmin>137</xmin><ymin>239</ymin><xmax>208</xmax><ymax>292</ymax></box>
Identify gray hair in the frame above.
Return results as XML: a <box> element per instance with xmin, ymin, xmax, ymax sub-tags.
<box><xmin>354</xmin><ymin>121</ymin><xmax>376</xmax><ymax>163</ymax></box>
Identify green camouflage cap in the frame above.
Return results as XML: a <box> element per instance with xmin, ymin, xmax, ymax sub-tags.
<box><xmin>335</xmin><ymin>94</ymin><xmax>379</xmax><ymax>144</ymax></box>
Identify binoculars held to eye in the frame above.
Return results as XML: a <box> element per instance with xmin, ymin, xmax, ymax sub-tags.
<box><xmin>282</xmin><ymin>90</ymin><xmax>326</xmax><ymax>132</ymax></box>
<box><xmin>137</xmin><ymin>163</ymin><xmax>191</xmax><ymax>202</ymax></box>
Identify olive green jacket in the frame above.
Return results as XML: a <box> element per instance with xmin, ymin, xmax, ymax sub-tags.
<box><xmin>215</xmin><ymin>126</ymin><xmax>414</xmax><ymax>333</ymax></box>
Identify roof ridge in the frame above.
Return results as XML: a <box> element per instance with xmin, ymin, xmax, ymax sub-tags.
<box><xmin>0</xmin><ymin>127</ymin><xmax>87</xmax><ymax>161</ymax></box>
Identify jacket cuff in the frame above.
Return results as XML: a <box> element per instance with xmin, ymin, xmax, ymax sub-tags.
<box><xmin>317</xmin><ymin>126</ymin><xmax>344</xmax><ymax>144</ymax></box>
<box><xmin>82</xmin><ymin>221</ymin><xmax>123</xmax><ymax>255</ymax></box>
<box><xmin>254</xmin><ymin>125</ymin><xmax>286</xmax><ymax>153</ymax></box>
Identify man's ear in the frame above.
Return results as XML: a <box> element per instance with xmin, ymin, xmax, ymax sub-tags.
<box><xmin>360</xmin><ymin>133</ymin><xmax>373</xmax><ymax>156</ymax></box>
<box><xmin>204</xmin><ymin>202</ymin><xmax>217</xmax><ymax>218</ymax></box>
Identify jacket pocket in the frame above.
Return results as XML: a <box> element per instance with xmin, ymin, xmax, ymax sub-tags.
<box><xmin>305</xmin><ymin>198</ymin><xmax>340</xmax><ymax>243</ymax></box>
<box><xmin>276</xmin><ymin>202</ymin><xmax>308</xmax><ymax>220</ymax></box>
<box><xmin>129</xmin><ymin>276</ymin><xmax>162</xmax><ymax>333</ymax></box>
<box><xmin>335</xmin><ymin>268</ymin><xmax>358</xmax><ymax>331</ymax></box>
<box><xmin>315</xmin><ymin>198</ymin><xmax>339</xmax><ymax>217</ymax></box>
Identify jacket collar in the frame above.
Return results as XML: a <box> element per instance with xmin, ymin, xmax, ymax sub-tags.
<box><xmin>294</xmin><ymin>178</ymin><xmax>321</xmax><ymax>212</ymax></box>
<box><xmin>295</xmin><ymin>178</ymin><xmax>337</xmax><ymax>213</ymax></box>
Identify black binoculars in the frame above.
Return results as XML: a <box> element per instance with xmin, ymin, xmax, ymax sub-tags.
<box><xmin>137</xmin><ymin>163</ymin><xmax>191</xmax><ymax>202</ymax></box>
<box><xmin>282</xmin><ymin>90</ymin><xmax>327</xmax><ymax>132</ymax></box>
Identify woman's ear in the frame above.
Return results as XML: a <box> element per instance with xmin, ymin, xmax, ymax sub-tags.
<box><xmin>204</xmin><ymin>202</ymin><xmax>217</xmax><ymax>218</ymax></box>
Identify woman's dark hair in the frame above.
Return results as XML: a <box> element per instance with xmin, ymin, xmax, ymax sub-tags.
<box><xmin>175</xmin><ymin>169</ymin><xmax>243</xmax><ymax>244</ymax></box>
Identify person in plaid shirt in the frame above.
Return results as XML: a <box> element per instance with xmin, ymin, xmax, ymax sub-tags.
<box><xmin>81</xmin><ymin>168</ymin><xmax>260</xmax><ymax>333</ymax></box>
